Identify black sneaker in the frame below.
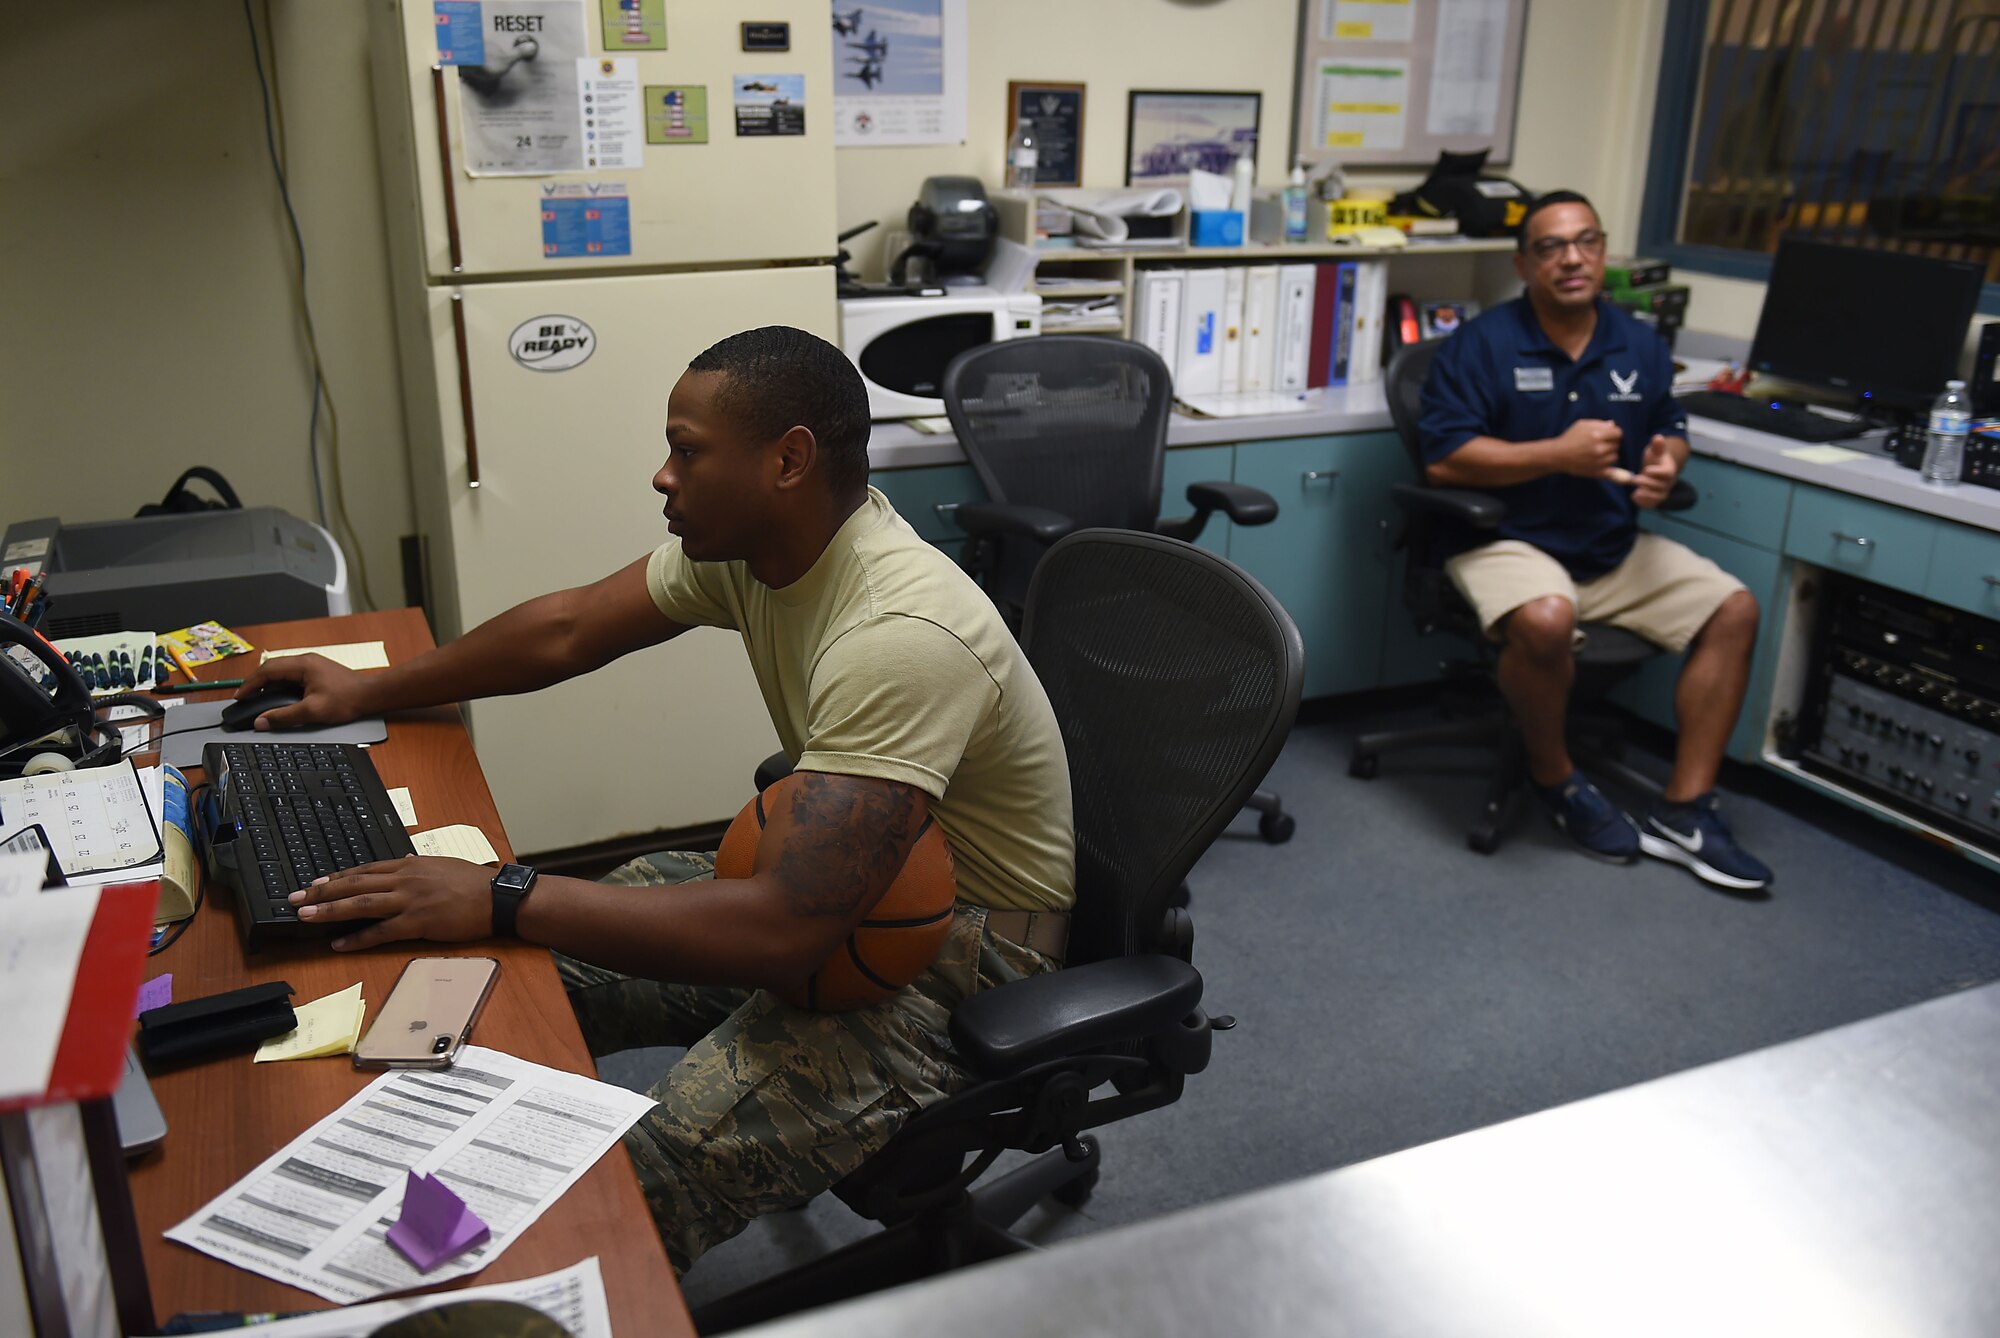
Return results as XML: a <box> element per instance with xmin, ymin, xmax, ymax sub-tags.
<box><xmin>1533</xmin><ymin>771</ymin><xmax>1640</xmax><ymax>863</ymax></box>
<box><xmin>1640</xmin><ymin>793</ymin><xmax>1773</xmax><ymax>893</ymax></box>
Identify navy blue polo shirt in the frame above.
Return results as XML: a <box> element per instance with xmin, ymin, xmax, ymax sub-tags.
<box><xmin>1418</xmin><ymin>297</ymin><xmax>1687</xmax><ymax>580</ymax></box>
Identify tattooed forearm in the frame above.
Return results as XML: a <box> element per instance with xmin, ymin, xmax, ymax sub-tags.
<box><xmin>770</xmin><ymin>773</ymin><xmax>921</xmax><ymax>918</ymax></box>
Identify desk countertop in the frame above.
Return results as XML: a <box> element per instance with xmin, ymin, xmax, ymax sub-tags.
<box><xmin>739</xmin><ymin>981</ymin><xmax>2000</xmax><ymax>1338</ymax></box>
<box><xmin>868</xmin><ymin>390</ymin><xmax>2000</xmax><ymax>537</ymax></box>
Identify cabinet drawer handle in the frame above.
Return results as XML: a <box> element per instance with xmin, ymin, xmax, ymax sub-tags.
<box><xmin>933</xmin><ymin>502</ymin><xmax>961</xmax><ymax>517</ymax></box>
<box><xmin>1302</xmin><ymin>470</ymin><xmax>1339</xmax><ymax>485</ymax></box>
<box><xmin>1831</xmin><ymin>530</ymin><xmax>1874</xmax><ymax>549</ymax></box>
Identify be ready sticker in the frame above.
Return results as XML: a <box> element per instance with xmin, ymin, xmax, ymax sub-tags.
<box><xmin>509</xmin><ymin>315</ymin><xmax>596</xmax><ymax>371</ymax></box>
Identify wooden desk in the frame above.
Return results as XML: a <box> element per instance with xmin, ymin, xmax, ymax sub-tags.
<box><xmin>130</xmin><ymin>608</ymin><xmax>690</xmax><ymax>1335</ymax></box>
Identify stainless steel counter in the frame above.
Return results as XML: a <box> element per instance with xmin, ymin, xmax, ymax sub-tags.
<box><xmin>742</xmin><ymin>982</ymin><xmax>2000</xmax><ymax>1338</ymax></box>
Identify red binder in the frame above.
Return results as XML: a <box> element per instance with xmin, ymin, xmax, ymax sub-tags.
<box><xmin>0</xmin><ymin>879</ymin><xmax>158</xmax><ymax>1113</ymax></box>
<box><xmin>1306</xmin><ymin>262</ymin><xmax>1341</xmax><ymax>389</ymax></box>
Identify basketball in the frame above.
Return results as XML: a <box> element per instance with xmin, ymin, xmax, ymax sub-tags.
<box><xmin>716</xmin><ymin>773</ymin><xmax>957</xmax><ymax>1011</ymax></box>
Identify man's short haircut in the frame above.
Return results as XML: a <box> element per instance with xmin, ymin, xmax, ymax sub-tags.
<box><xmin>688</xmin><ymin>326</ymin><xmax>872</xmax><ymax>494</ymax></box>
<box><xmin>1517</xmin><ymin>190</ymin><xmax>1600</xmax><ymax>251</ymax></box>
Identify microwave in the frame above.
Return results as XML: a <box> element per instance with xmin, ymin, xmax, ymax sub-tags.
<box><xmin>840</xmin><ymin>288</ymin><xmax>1043</xmax><ymax>419</ymax></box>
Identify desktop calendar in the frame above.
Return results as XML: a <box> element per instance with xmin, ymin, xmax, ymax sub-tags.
<box><xmin>0</xmin><ymin>760</ymin><xmax>163</xmax><ymax>877</ymax></box>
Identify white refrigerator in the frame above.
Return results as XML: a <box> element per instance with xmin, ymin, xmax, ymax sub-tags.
<box><xmin>368</xmin><ymin>0</ymin><xmax>837</xmax><ymax>853</ymax></box>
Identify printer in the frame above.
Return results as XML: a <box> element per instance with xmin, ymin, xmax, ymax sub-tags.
<box><xmin>2</xmin><ymin>509</ymin><xmax>350</xmax><ymax>639</ymax></box>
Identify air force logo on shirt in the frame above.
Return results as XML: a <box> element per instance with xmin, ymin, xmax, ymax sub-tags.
<box><xmin>1608</xmin><ymin>369</ymin><xmax>1643</xmax><ymax>402</ymax></box>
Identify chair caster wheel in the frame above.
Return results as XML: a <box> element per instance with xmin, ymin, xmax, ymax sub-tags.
<box><xmin>1052</xmin><ymin>1167</ymin><xmax>1099</xmax><ymax>1207</ymax></box>
<box><xmin>1349</xmin><ymin>753</ymin><xmax>1380</xmax><ymax>780</ymax></box>
<box><xmin>1467</xmin><ymin>828</ymin><xmax>1501</xmax><ymax>855</ymax></box>
<box><xmin>1258</xmin><ymin>811</ymin><xmax>1296</xmax><ymax>843</ymax></box>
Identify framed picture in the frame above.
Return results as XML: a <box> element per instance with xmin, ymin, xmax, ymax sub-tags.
<box><xmin>1125</xmin><ymin>89</ymin><xmax>1261</xmax><ymax>186</ymax></box>
<box><xmin>1007</xmin><ymin>80</ymin><xmax>1086</xmax><ymax>188</ymax></box>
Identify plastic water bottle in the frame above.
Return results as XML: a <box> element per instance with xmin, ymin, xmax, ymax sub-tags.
<box><xmin>1921</xmin><ymin>379</ymin><xmax>1971</xmax><ymax>486</ymax></box>
<box><xmin>1283</xmin><ymin>161</ymin><xmax>1309</xmax><ymax>241</ymax></box>
<box><xmin>1006</xmin><ymin>117</ymin><xmax>1038</xmax><ymax>191</ymax></box>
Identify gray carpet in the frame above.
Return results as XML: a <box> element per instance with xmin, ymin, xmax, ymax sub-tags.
<box><xmin>598</xmin><ymin>703</ymin><xmax>2000</xmax><ymax>1308</ymax></box>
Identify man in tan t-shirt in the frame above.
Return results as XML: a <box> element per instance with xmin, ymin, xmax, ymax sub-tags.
<box><xmin>235</xmin><ymin>326</ymin><xmax>1077</xmax><ymax>1272</ymax></box>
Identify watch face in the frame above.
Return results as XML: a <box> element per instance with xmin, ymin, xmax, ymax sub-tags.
<box><xmin>495</xmin><ymin>863</ymin><xmax>535</xmax><ymax>893</ymax></box>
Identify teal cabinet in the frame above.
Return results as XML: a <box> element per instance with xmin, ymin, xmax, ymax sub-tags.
<box><xmin>1615</xmin><ymin>516</ymin><xmax>1785</xmax><ymax>763</ymax></box>
<box><xmin>1160</xmin><ymin>445</ymin><xmax>1237</xmax><ymax>556</ymax></box>
<box><xmin>1228</xmin><ymin>432</ymin><xmax>1406</xmax><ymax>699</ymax></box>
<box><xmin>1784</xmin><ymin>486</ymin><xmax>1936</xmax><ymax>594</ymax></box>
<box><xmin>872</xmin><ymin>462</ymin><xmax>985</xmax><ymax>564</ymax></box>
<box><xmin>1925</xmin><ymin>520</ymin><xmax>2000</xmax><ymax>620</ymax></box>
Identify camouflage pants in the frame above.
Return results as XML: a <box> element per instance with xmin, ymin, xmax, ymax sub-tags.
<box><xmin>555</xmin><ymin>851</ymin><xmax>1057</xmax><ymax>1274</ymax></box>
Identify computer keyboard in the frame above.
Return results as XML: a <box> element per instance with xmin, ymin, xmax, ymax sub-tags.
<box><xmin>202</xmin><ymin>740</ymin><xmax>416</xmax><ymax>949</ymax></box>
<box><xmin>1679</xmin><ymin>390</ymin><xmax>1867</xmax><ymax>443</ymax></box>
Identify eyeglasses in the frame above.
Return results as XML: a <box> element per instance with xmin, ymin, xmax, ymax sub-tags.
<box><xmin>1527</xmin><ymin>229</ymin><xmax>1607</xmax><ymax>262</ymax></box>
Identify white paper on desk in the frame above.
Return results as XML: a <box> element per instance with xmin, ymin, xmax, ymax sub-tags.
<box><xmin>1177</xmin><ymin>390</ymin><xmax>1317</xmax><ymax>418</ymax></box>
<box><xmin>106</xmin><ymin>701</ymin><xmax>176</xmax><ymax>755</ymax></box>
<box><xmin>148</xmin><ymin>1257</ymin><xmax>613</xmax><ymax>1338</ymax></box>
<box><xmin>264</xmin><ymin>641</ymin><xmax>391</xmax><ymax>671</ymax></box>
<box><xmin>388</xmin><ymin>787</ymin><xmax>419</xmax><ymax>827</ymax></box>
<box><xmin>412</xmin><ymin>824</ymin><xmax>501</xmax><ymax>864</ymax></box>
<box><xmin>1042</xmin><ymin>187</ymin><xmax>1182</xmax><ymax>242</ymax></box>
<box><xmin>0</xmin><ymin>885</ymin><xmax>100</xmax><ymax>1104</ymax></box>
<box><xmin>165</xmin><ymin>1047</ymin><xmax>655</xmax><ymax>1304</ymax></box>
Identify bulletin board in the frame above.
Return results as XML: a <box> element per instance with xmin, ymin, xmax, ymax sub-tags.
<box><xmin>1292</xmin><ymin>0</ymin><xmax>1530</xmax><ymax>168</ymax></box>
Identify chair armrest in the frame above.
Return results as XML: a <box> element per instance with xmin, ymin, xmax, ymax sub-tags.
<box><xmin>1186</xmin><ymin>480</ymin><xmax>1277</xmax><ymax>527</ymax></box>
<box><xmin>1390</xmin><ymin>483</ymin><xmax>1506</xmax><ymax>529</ymax></box>
<box><xmin>1659</xmin><ymin>477</ymin><xmax>1698</xmax><ymax>512</ymax></box>
<box><xmin>1156</xmin><ymin>480</ymin><xmax>1278</xmax><ymax>542</ymax></box>
<box><xmin>951</xmin><ymin>502</ymin><xmax>1077</xmax><ymax>545</ymax></box>
<box><xmin>950</xmin><ymin>955</ymin><xmax>1203</xmax><ymax>1077</ymax></box>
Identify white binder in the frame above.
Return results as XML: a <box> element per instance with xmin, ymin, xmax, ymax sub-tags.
<box><xmin>1219</xmin><ymin>267</ymin><xmax>1248</xmax><ymax>394</ymax></box>
<box><xmin>1241</xmin><ymin>266</ymin><xmax>1281</xmax><ymax>393</ymax></box>
<box><xmin>1135</xmin><ymin>269</ymin><xmax>1186</xmax><ymax>380</ymax></box>
<box><xmin>1175</xmin><ymin>268</ymin><xmax>1228</xmax><ymax>397</ymax></box>
<box><xmin>1274</xmin><ymin>264</ymin><xmax>1317</xmax><ymax>393</ymax></box>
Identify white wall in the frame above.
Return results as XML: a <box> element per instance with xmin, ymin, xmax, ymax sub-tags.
<box><xmin>2</xmin><ymin>1</ymin><xmax>411</xmax><ymax>611</ymax></box>
<box><xmin>8</xmin><ymin>0</ymin><xmax>1804</xmax><ymax>609</ymax></box>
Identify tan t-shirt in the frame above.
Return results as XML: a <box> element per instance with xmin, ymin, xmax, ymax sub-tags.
<box><xmin>646</xmin><ymin>488</ymin><xmax>1075</xmax><ymax>913</ymax></box>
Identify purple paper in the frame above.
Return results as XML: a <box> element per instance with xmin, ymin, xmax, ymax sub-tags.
<box><xmin>386</xmin><ymin>1171</ymin><xmax>490</xmax><ymax>1273</ymax></box>
<box><xmin>135</xmin><ymin>974</ymin><xmax>172</xmax><ymax>1017</ymax></box>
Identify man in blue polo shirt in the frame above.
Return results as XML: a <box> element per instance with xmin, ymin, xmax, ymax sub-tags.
<box><xmin>1418</xmin><ymin>190</ymin><xmax>1770</xmax><ymax>892</ymax></box>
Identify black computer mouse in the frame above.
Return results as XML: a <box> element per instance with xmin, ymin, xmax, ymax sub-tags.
<box><xmin>220</xmin><ymin>688</ymin><xmax>306</xmax><ymax>732</ymax></box>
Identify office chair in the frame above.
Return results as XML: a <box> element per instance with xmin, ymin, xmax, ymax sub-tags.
<box><xmin>1349</xmin><ymin>339</ymin><xmax>1695</xmax><ymax>853</ymax></box>
<box><xmin>937</xmin><ymin>335</ymin><xmax>1296</xmax><ymax>844</ymax></box>
<box><xmin>695</xmin><ymin>529</ymin><xmax>1304</xmax><ymax>1333</ymax></box>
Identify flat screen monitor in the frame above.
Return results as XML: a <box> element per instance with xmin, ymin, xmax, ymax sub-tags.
<box><xmin>1748</xmin><ymin>239</ymin><xmax>1984</xmax><ymax>411</ymax></box>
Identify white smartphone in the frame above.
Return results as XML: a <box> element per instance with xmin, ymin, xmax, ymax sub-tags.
<box><xmin>353</xmin><ymin>956</ymin><xmax>499</xmax><ymax>1070</ymax></box>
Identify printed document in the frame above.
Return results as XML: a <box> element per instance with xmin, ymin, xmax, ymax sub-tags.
<box><xmin>166</xmin><ymin>1047</ymin><xmax>654</xmax><ymax>1303</ymax></box>
<box><xmin>0</xmin><ymin>760</ymin><xmax>163</xmax><ymax>878</ymax></box>
<box><xmin>160</xmin><ymin>1258</ymin><xmax>612</xmax><ymax>1338</ymax></box>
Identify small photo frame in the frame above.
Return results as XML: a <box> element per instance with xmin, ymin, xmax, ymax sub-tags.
<box><xmin>1007</xmin><ymin>81</ymin><xmax>1086</xmax><ymax>189</ymax></box>
<box><xmin>1125</xmin><ymin>89</ymin><xmax>1261</xmax><ymax>187</ymax></box>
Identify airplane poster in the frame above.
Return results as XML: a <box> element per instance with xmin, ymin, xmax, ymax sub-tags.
<box><xmin>832</xmin><ymin>0</ymin><xmax>967</xmax><ymax>148</ymax></box>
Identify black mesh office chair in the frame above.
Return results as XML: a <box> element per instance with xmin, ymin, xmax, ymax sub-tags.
<box><xmin>1349</xmin><ymin>339</ymin><xmax>1694</xmax><ymax>853</ymax></box>
<box><xmin>695</xmin><ymin>529</ymin><xmax>1304</xmax><ymax>1332</ymax></box>
<box><xmin>937</xmin><ymin>335</ymin><xmax>1295</xmax><ymax>844</ymax></box>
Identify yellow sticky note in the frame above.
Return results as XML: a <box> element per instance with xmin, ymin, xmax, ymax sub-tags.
<box><xmin>255</xmin><ymin>982</ymin><xmax>366</xmax><ymax>1062</ymax></box>
<box><xmin>412</xmin><ymin>824</ymin><xmax>501</xmax><ymax>865</ymax></box>
<box><xmin>262</xmin><ymin>641</ymin><xmax>391</xmax><ymax>671</ymax></box>
<box><xmin>388</xmin><ymin>787</ymin><xmax>419</xmax><ymax>827</ymax></box>
<box><xmin>1781</xmin><ymin>444</ymin><xmax>1869</xmax><ymax>465</ymax></box>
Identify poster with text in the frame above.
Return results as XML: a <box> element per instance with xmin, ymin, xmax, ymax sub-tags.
<box><xmin>459</xmin><ymin>0</ymin><xmax>588</xmax><ymax>175</ymax></box>
<box><xmin>833</xmin><ymin>0</ymin><xmax>967</xmax><ymax>147</ymax></box>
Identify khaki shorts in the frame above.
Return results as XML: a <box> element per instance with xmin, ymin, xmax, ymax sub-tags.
<box><xmin>1446</xmin><ymin>533</ymin><xmax>1746</xmax><ymax>654</ymax></box>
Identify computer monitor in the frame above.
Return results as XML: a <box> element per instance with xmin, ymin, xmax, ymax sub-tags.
<box><xmin>1748</xmin><ymin>238</ymin><xmax>1984</xmax><ymax>412</ymax></box>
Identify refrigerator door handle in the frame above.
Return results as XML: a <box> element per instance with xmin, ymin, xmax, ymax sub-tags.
<box><xmin>449</xmin><ymin>293</ymin><xmax>480</xmax><ymax>489</ymax></box>
<box><xmin>430</xmin><ymin>66</ymin><xmax>464</xmax><ymax>275</ymax></box>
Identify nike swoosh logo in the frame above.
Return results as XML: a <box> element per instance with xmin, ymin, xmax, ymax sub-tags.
<box><xmin>1655</xmin><ymin>821</ymin><xmax>1703</xmax><ymax>854</ymax></box>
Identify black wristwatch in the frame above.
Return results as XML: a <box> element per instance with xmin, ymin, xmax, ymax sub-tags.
<box><xmin>490</xmin><ymin>863</ymin><xmax>539</xmax><ymax>938</ymax></box>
